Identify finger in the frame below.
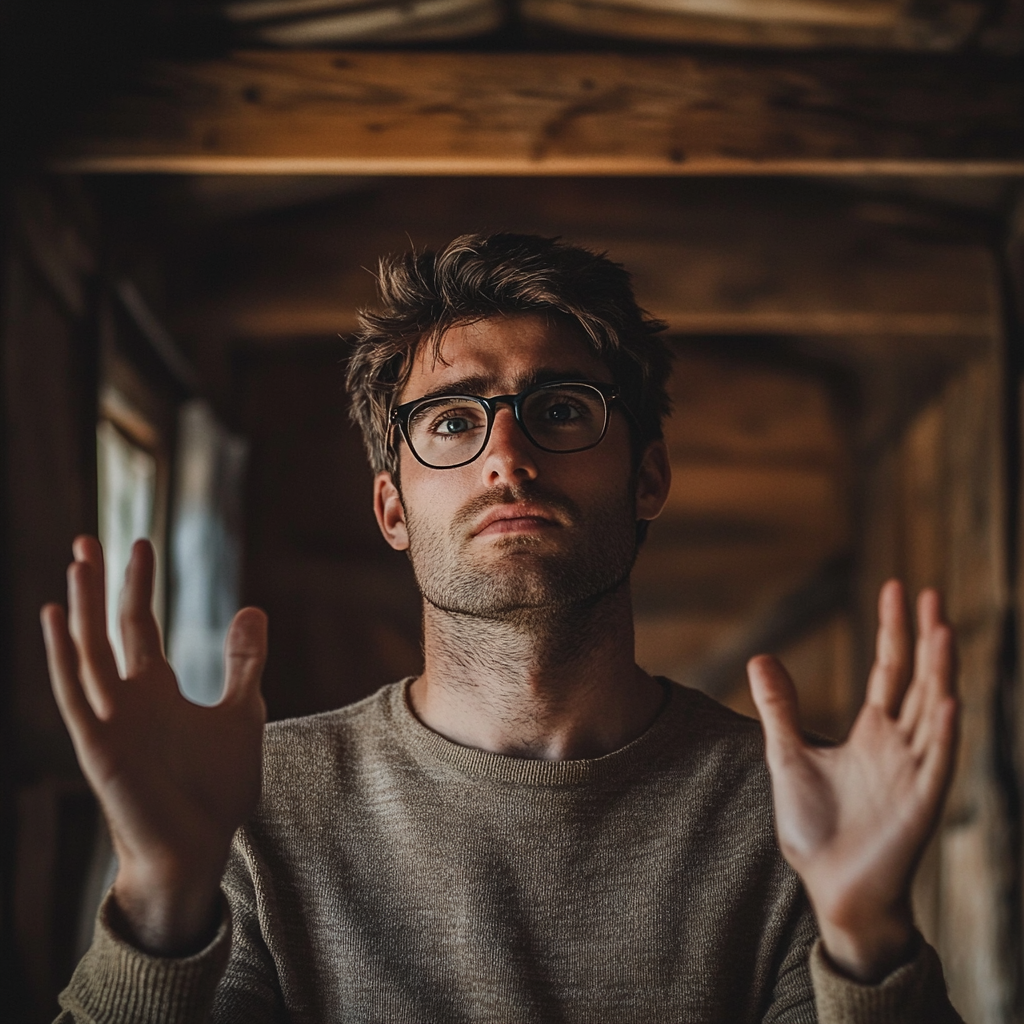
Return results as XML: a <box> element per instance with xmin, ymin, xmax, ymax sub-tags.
<box><xmin>865</xmin><ymin>579</ymin><xmax>913</xmax><ymax>716</ymax></box>
<box><xmin>41</xmin><ymin>603</ymin><xmax>104</xmax><ymax>734</ymax></box>
<box><xmin>916</xmin><ymin>696</ymin><xmax>959</xmax><ymax>805</ymax></box>
<box><xmin>910</xmin><ymin>627</ymin><xmax>957</xmax><ymax>759</ymax></box>
<box><xmin>119</xmin><ymin>539</ymin><xmax>165</xmax><ymax>678</ymax></box>
<box><xmin>222</xmin><ymin>607</ymin><xmax>268</xmax><ymax>707</ymax></box>
<box><xmin>901</xmin><ymin>591</ymin><xmax>955</xmax><ymax>736</ymax></box>
<box><xmin>748</xmin><ymin>655</ymin><xmax>805</xmax><ymax>767</ymax></box>
<box><xmin>916</xmin><ymin>590</ymin><xmax>955</xmax><ymax>696</ymax></box>
<box><xmin>917</xmin><ymin>587</ymin><xmax>944</xmax><ymax>633</ymax></box>
<box><xmin>66</xmin><ymin>537</ymin><xmax>121</xmax><ymax>700</ymax></box>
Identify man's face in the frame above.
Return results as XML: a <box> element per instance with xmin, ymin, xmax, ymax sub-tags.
<box><xmin>373</xmin><ymin>314</ymin><xmax>669</xmax><ymax>620</ymax></box>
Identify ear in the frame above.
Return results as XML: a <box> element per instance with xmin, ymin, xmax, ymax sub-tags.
<box><xmin>373</xmin><ymin>471</ymin><xmax>409</xmax><ymax>551</ymax></box>
<box><xmin>635</xmin><ymin>439</ymin><xmax>671</xmax><ymax>522</ymax></box>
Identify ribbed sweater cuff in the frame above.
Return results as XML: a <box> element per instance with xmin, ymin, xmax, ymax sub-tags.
<box><xmin>810</xmin><ymin>935</ymin><xmax>957</xmax><ymax>1023</ymax></box>
<box><xmin>59</xmin><ymin>890</ymin><xmax>232</xmax><ymax>1024</ymax></box>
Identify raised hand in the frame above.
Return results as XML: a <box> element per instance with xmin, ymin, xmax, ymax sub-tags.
<box><xmin>41</xmin><ymin>536</ymin><xmax>268</xmax><ymax>955</ymax></box>
<box><xmin>748</xmin><ymin>580</ymin><xmax>958</xmax><ymax>982</ymax></box>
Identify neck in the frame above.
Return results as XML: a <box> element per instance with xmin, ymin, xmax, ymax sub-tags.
<box><xmin>408</xmin><ymin>582</ymin><xmax>666</xmax><ymax>760</ymax></box>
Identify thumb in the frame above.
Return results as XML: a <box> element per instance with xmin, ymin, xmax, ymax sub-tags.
<box><xmin>748</xmin><ymin>654</ymin><xmax>804</xmax><ymax>766</ymax></box>
<box><xmin>222</xmin><ymin>607</ymin><xmax>268</xmax><ymax>704</ymax></box>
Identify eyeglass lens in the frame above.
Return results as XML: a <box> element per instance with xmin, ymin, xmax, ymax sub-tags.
<box><xmin>406</xmin><ymin>385</ymin><xmax>609</xmax><ymax>468</ymax></box>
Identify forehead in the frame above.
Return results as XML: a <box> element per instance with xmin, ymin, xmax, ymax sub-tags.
<box><xmin>400</xmin><ymin>314</ymin><xmax>612</xmax><ymax>401</ymax></box>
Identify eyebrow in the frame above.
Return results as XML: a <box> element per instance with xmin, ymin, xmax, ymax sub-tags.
<box><xmin>403</xmin><ymin>368</ymin><xmax>605</xmax><ymax>405</ymax></box>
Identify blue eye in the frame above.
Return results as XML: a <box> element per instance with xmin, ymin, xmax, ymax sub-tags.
<box><xmin>416</xmin><ymin>402</ymin><xmax>487</xmax><ymax>443</ymax></box>
<box><xmin>437</xmin><ymin>417</ymin><xmax>472</xmax><ymax>435</ymax></box>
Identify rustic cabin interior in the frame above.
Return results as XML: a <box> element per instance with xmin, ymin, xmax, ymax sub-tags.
<box><xmin>3</xmin><ymin>1</ymin><xmax>1024</xmax><ymax>1021</ymax></box>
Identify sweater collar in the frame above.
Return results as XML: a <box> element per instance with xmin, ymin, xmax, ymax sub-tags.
<box><xmin>385</xmin><ymin>676</ymin><xmax>686</xmax><ymax>786</ymax></box>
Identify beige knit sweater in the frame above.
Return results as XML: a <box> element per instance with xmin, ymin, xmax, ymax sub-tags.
<box><xmin>59</xmin><ymin>679</ymin><xmax>963</xmax><ymax>1023</ymax></box>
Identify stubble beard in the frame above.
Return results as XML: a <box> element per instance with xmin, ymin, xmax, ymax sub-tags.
<box><xmin>404</xmin><ymin>481</ymin><xmax>639</xmax><ymax>623</ymax></box>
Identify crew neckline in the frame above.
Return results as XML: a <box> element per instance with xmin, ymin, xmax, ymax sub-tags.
<box><xmin>385</xmin><ymin>676</ymin><xmax>686</xmax><ymax>786</ymax></box>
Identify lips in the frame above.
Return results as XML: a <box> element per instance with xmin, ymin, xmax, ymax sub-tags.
<box><xmin>471</xmin><ymin>504</ymin><xmax>564</xmax><ymax>537</ymax></box>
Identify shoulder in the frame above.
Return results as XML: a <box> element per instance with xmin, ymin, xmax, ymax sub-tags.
<box><xmin>659</xmin><ymin>679</ymin><xmax>766</xmax><ymax>760</ymax></box>
<box><xmin>260</xmin><ymin>681</ymin><xmax>403</xmax><ymax>780</ymax></box>
<box><xmin>264</xmin><ymin>682</ymin><xmax>392</xmax><ymax>740</ymax></box>
<box><xmin>246</xmin><ymin>681</ymin><xmax>411</xmax><ymax>830</ymax></box>
<box><xmin>653</xmin><ymin>680</ymin><xmax>774</xmax><ymax>815</ymax></box>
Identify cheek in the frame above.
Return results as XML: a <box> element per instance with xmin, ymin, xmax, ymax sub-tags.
<box><xmin>400</xmin><ymin>470</ymin><xmax>467</xmax><ymax>529</ymax></box>
<box><xmin>564</xmin><ymin>439</ymin><xmax>634</xmax><ymax>496</ymax></box>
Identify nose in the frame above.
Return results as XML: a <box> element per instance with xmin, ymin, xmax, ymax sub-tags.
<box><xmin>479</xmin><ymin>404</ymin><xmax>539</xmax><ymax>487</ymax></box>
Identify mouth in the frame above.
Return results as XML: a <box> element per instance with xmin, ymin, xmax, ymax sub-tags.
<box><xmin>471</xmin><ymin>504</ymin><xmax>564</xmax><ymax>538</ymax></box>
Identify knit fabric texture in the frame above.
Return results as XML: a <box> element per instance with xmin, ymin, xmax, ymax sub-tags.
<box><xmin>59</xmin><ymin>679</ymin><xmax>962</xmax><ymax>1023</ymax></box>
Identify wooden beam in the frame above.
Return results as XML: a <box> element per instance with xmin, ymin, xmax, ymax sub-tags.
<box><xmin>50</xmin><ymin>50</ymin><xmax>1024</xmax><ymax>175</ymax></box>
<box><xmin>522</xmin><ymin>0</ymin><xmax>987</xmax><ymax>50</ymax></box>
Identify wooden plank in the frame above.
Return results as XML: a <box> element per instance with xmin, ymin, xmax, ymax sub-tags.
<box><xmin>202</xmin><ymin>297</ymin><xmax>996</xmax><ymax>341</ymax></box>
<box><xmin>934</xmin><ymin>358</ymin><xmax>1010</xmax><ymax>1022</ymax></box>
<box><xmin>522</xmin><ymin>0</ymin><xmax>985</xmax><ymax>50</ymax></box>
<box><xmin>173</xmin><ymin>178</ymin><xmax>999</xmax><ymax>344</ymax></box>
<box><xmin>945</xmin><ymin>359</ymin><xmax>1009</xmax><ymax>626</ymax></box>
<box><xmin>857</xmin><ymin>350</ymin><xmax>1015</xmax><ymax>1022</ymax></box>
<box><xmin>632</xmin><ymin>540</ymin><xmax>838</xmax><ymax>613</ymax></box>
<box><xmin>49</xmin><ymin>50</ymin><xmax>1024</xmax><ymax>175</ymax></box>
<box><xmin>636</xmin><ymin>607</ymin><xmax>858</xmax><ymax>740</ymax></box>
<box><xmin>663</xmin><ymin>463</ymin><xmax>847</xmax><ymax>535</ymax></box>
<box><xmin>940</xmin><ymin>619</ymin><xmax>1014</xmax><ymax>1023</ymax></box>
<box><xmin>664</xmin><ymin>354</ymin><xmax>847</xmax><ymax>467</ymax></box>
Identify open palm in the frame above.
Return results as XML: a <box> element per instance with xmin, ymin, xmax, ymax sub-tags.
<box><xmin>749</xmin><ymin>581</ymin><xmax>958</xmax><ymax>981</ymax></box>
<box><xmin>41</xmin><ymin>536</ymin><xmax>267</xmax><ymax>953</ymax></box>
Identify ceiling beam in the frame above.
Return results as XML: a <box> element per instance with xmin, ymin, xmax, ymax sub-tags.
<box><xmin>522</xmin><ymin>0</ymin><xmax>988</xmax><ymax>50</ymax></box>
<box><xmin>50</xmin><ymin>50</ymin><xmax>1024</xmax><ymax>175</ymax></box>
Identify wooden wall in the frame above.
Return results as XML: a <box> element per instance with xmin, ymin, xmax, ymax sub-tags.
<box><xmin>237</xmin><ymin>346</ymin><xmax>422</xmax><ymax>720</ymax></box>
<box><xmin>633</xmin><ymin>341</ymin><xmax>855</xmax><ymax>738</ymax></box>
<box><xmin>1</xmin><ymin>182</ymin><xmax>100</xmax><ymax>1021</ymax></box>
<box><xmin>857</xmin><ymin>342</ymin><xmax>1016</xmax><ymax>1022</ymax></box>
<box><xmin>1</xmin><ymin>179</ymin><xmax>187</xmax><ymax>1022</ymax></box>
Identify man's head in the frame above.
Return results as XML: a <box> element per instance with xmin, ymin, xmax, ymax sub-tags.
<box><xmin>346</xmin><ymin>233</ymin><xmax>673</xmax><ymax>478</ymax></box>
<box><xmin>345</xmin><ymin>233</ymin><xmax>674</xmax><ymax>621</ymax></box>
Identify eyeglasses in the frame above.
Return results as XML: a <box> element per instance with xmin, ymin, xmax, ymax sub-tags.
<box><xmin>389</xmin><ymin>380</ymin><xmax>624</xmax><ymax>470</ymax></box>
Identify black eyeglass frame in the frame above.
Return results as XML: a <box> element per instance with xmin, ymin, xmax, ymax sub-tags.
<box><xmin>389</xmin><ymin>380</ymin><xmax>627</xmax><ymax>470</ymax></box>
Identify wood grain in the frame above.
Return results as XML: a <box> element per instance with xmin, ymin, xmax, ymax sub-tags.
<box><xmin>3</xmin><ymin>183</ymin><xmax>102</xmax><ymax>1023</ymax></box>
<box><xmin>856</xmin><ymin>352</ymin><xmax>1016</xmax><ymax>1022</ymax></box>
<box><xmin>169</xmin><ymin>178</ymin><xmax>1000</xmax><ymax>345</ymax></box>
<box><xmin>50</xmin><ymin>50</ymin><xmax>1024</xmax><ymax>175</ymax></box>
<box><xmin>522</xmin><ymin>0</ymin><xmax>985</xmax><ymax>50</ymax></box>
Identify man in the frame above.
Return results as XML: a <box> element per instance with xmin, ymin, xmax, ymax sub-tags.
<box><xmin>45</xmin><ymin>233</ymin><xmax>961</xmax><ymax>1022</ymax></box>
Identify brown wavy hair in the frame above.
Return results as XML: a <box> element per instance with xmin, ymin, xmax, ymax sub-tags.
<box><xmin>345</xmin><ymin>232</ymin><xmax>673</xmax><ymax>477</ymax></box>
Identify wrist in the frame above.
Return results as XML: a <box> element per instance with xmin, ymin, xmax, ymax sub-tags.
<box><xmin>112</xmin><ymin>859</ymin><xmax>224</xmax><ymax>957</ymax></box>
<box><xmin>817</xmin><ymin>909</ymin><xmax>917</xmax><ymax>984</ymax></box>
